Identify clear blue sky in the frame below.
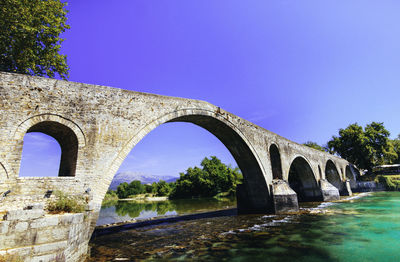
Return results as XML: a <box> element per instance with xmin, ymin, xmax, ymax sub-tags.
<box><xmin>19</xmin><ymin>1</ymin><xmax>400</xmax><ymax>178</ymax></box>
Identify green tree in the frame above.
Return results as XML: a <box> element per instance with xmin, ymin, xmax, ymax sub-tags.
<box><xmin>327</xmin><ymin>122</ymin><xmax>397</xmax><ymax>171</ymax></box>
<box><xmin>391</xmin><ymin>135</ymin><xmax>400</xmax><ymax>164</ymax></box>
<box><xmin>154</xmin><ymin>180</ymin><xmax>171</xmax><ymax>196</ymax></box>
<box><xmin>303</xmin><ymin>141</ymin><xmax>326</xmax><ymax>152</ymax></box>
<box><xmin>116</xmin><ymin>182</ymin><xmax>130</xmax><ymax>199</ymax></box>
<box><xmin>0</xmin><ymin>0</ymin><xmax>70</xmax><ymax>79</ymax></box>
<box><xmin>364</xmin><ymin>122</ymin><xmax>397</xmax><ymax>166</ymax></box>
<box><xmin>116</xmin><ymin>180</ymin><xmax>145</xmax><ymax>198</ymax></box>
<box><xmin>127</xmin><ymin>180</ymin><xmax>146</xmax><ymax>196</ymax></box>
<box><xmin>145</xmin><ymin>184</ymin><xmax>153</xmax><ymax>194</ymax></box>
<box><xmin>170</xmin><ymin>156</ymin><xmax>242</xmax><ymax>199</ymax></box>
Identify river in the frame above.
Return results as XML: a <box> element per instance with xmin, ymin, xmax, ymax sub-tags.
<box><xmin>89</xmin><ymin>192</ymin><xmax>400</xmax><ymax>261</ymax></box>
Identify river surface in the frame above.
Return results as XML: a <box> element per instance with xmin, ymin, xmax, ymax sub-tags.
<box><xmin>97</xmin><ymin>197</ymin><xmax>237</xmax><ymax>226</ymax></box>
<box><xmin>90</xmin><ymin>192</ymin><xmax>400</xmax><ymax>261</ymax></box>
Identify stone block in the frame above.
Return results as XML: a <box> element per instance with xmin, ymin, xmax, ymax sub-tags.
<box><xmin>33</xmin><ymin>240</ymin><xmax>68</xmax><ymax>254</ymax></box>
<box><xmin>59</xmin><ymin>213</ymin><xmax>75</xmax><ymax>225</ymax></box>
<box><xmin>31</xmin><ymin>252</ymin><xmax>65</xmax><ymax>262</ymax></box>
<box><xmin>71</xmin><ymin>213</ymin><xmax>84</xmax><ymax>224</ymax></box>
<box><xmin>31</xmin><ymin>216</ymin><xmax>59</xmax><ymax>228</ymax></box>
<box><xmin>5</xmin><ymin>209</ymin><xmax>44</xmax><ymax>221</ymax></box>
<box><xmin>0</xmin><ymin>221</ymin><xmax>9</xmax><ymax>234</ymax></box>
<box><xmin>0</xmin><ymin>246</ymin><xmax>32</xmax><ymax>257</ymax></box>
<box><xmin>15</xmin><ymin>221</ymin><xmax>28</xmax><ymax>232</ymax></box>
<box><xmin>51</xmin><ymin>227</ymin><xmax>69</xmax><ymax>241</ymax></box>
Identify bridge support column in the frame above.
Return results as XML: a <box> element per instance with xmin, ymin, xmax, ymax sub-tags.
<box><xmin>236</xmin><ymin>183</ymin><xmax>273</xmax><ymax>214</ymax></box>
<box><xmin>271</xmin><ymin>179</ymin><xmax>299</xmax><ymax>214</ymax></box>
<box><xmin>320</xmin><ymin>179</ymin><xmax>340</xmax><ymax>201</ymax></box>
<box><xmin>341</xmin><ymin>180</ymin><xmax>353</xmax><ymax>196</ymax></box>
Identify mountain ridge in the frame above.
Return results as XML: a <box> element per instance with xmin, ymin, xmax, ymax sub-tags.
<box><xmin>109</xmin><ymin>171</ymin><xmax>179</xmax><ymax>190</ymax></box>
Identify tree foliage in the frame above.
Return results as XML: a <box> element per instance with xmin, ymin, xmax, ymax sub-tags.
<box><xmin>115</xmin><ymin>179</ymin><xmax>172</xmax><ymax>199</ymax></box>
<box><xmin>0</xmin><ymin>0</ymin><xmax>70</xmax><ymax>79</ymax></box>
<box><xmin>303</xmin><ymin>141</ymin><xmax>326</xmax><ymax>152</ymax></box>
<box><xmin>391</xmin><ymin>135</ymin><xmax>400</xmax><ymax>164</ymax></box>
<box><xmin>170</xmin><ymin>156</ymin><xmax>243</xmax><ymax>199</ymax></box>
<box><xmin>116</xmin><ymin>180</ymin><xmax>146</xmax><ymax>199</ymax></box>
<box><xmin>327</xmin><ymin>122</ymin><xmax>397</xmax><ymax>171</ymax></box>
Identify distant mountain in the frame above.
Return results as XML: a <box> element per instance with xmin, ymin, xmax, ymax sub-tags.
<box><xmin>109</xmin><ymin>171</ymin><xmax>179</xmax><ymax>190</ymax></box>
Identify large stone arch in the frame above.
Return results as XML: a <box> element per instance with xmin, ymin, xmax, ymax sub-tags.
<box><xmin>288</xmin><ymin>156</ymin><xmax>322</xmax><ymax>202</ymax></box>
<box><xmin>14</xmin><ymin>114</ymin><xmax>85</xmax><ymax>177</ymax></box>
<box><xmin>269</xmin><ymin>143</ymin><xmax>283</xmax><ymax>179</ymax></box>
<box><xmin>99</xmin><ymin>108</ymin><xmax>271</xmax><ymax>212</ymax></box>
<box><xmin>325</xmin><ymin>159</ymin><xmax>345</xmax><ymax>194</ymax></box>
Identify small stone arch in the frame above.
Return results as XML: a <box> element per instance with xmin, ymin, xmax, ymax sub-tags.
<box><xmin>269</xmin><ymin>143</ymin><xmax>283</xmax><ymax>179</ymax></box>
<box><xmin>14</xmin><ymin>114</ymin><xmax>86</xmax><ymax>148</ymax></box>
<box><xmin>16</xmin><ymin>116</ymin><xmax>83</xmax><ymax>177</ymax></box>
<box><xmin>325</xmin><ymin>159</ymin><xmax>345</xmax><ymax>193</ymax></box>
<box><xmin>288</xmin><ymin>156</ymin><xmax>322</xmax><ymax>202</ymax></box>
<box><xmin>102</xmin><ymin>108</ymin><xmax>270</xmax><ymax>212</ymax></box>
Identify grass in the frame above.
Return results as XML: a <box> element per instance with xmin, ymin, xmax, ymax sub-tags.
<box><xmin>47</xmin><ymin>190</ymin><xmax>86</xmax><ymax>214</ymax></box>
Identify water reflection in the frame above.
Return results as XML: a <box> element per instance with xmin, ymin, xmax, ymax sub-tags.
<box><xmin>97</xmin><ymin>197</ymin><xmax>236</xmax><ymax>226</ymax></box>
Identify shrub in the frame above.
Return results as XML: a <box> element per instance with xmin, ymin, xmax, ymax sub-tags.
<box><xmin>47</xmin><ymin>191</ymin><xmax>86</xmax><ymax>214</ymax></box>
<box><xmin>375</xmin><ymin>175</ymin><xmax>400</xmax><ymax>191</ymax></box>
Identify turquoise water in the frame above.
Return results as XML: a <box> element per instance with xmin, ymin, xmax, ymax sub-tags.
<box><xmin>90</xmin><ymin>192</ymin><xmax>400</xmax><ymax>261</ymax></box>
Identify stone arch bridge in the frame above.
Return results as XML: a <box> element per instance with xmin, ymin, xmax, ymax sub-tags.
<box><xmin>0</xmin><ymin>72</ymin><xmax>358</xmax><ymax>261</ymax></box>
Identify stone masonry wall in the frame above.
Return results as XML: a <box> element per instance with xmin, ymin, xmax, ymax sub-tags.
<box><xmin>0</xmin><ymin>205</ymin><xmax>91</xmax><ymax>261</ymax></box>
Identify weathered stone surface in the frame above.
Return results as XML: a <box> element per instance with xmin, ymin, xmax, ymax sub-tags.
<box><xmin>272</xmin><ymin>179</ymin><xmax>299</xmax><ymax>214</ymax></box>
<box><xmin>31</xmin><ymin>216</ymin><xmax>59</xmax><ymax>229</ymax></box>
<box><xmin>5</xmin><ymin>209</ymin><xmax>44</xmax><ymax>221</ymax></box>
<box><xmin>320</xmin><ymin>179</ymin><xmax>340</xmax><ymax>201</ymax></box>
<box><xmin>14</xmin><ymin>221</ymin><xmax>28</xmax><ymax>232</ymax></box>
<box><xmin>33</xmin><ymin>241</ymin><xmax>68</xmax><ymax>254</ymax></box>
<box><xmin>0</xmin><ymin>221</ymin><xmax>9</xmax><ymax>234</ymax></box>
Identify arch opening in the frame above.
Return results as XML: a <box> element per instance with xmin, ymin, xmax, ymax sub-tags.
<box><xmin>269</xmin><ymin>144</ymin><xmax>283</xmax><ymax>179</ymax></box>
<box><xmin>168</xmin><ymin>115</ymin><xmax>270</xmax><ymax>211</ymax></box>
<box><xmin>102</xmin><ymin>113</ymin><xmax>271</xmax><ymax>217</ymax></box>
<box><xmin>19</xmin><ymin>121</ymin><xmax>78</xmax><ymax>177</ymax></box>
<box><xmin>325</xmin><ymin>160</ymin><xmax>344</xmax><ymax>193</ymax></box>
<box><xmin>288</xmin><ymin>157</ymin><xmax>322</xmax><ymax>202</ymax></box>
<box><xmin>99</xmin><ymin>121</ymin><xmax>248</xmax><ymax>226</ymax></box>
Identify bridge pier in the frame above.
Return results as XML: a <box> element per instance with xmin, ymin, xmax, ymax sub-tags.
<box><xmin>236</xmin><ymin>183</ymin><xmax>273</xmax><ymax>214</ymax></box>
<box><xmin>341</xmin><ymin>180</ymin><xmax>353</xmax><ymax>196</ymax></box>
<box><xmin>320</xmin><ymin>179</ymin><xmax>340</xmax><ymax>201</ymax></box>
<box><xmin>271</xmin><ymin>179</ymin><xmax>299</xmax><ymax>214</ymax></box>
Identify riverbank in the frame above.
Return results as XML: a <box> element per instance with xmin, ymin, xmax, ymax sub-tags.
<box><xmin>119</xmin><ymin>196</ymin><xmax>168</xmax><ymax>202</ymax></box>
<box><xmin>89</xmin><ymin>192</ymin><xmax>400</xmax><ymax>261</ymax></box>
